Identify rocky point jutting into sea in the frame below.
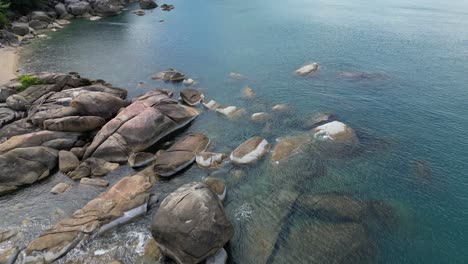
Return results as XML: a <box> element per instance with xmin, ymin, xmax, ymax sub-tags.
<box><xmin>2</xmin><ymin>0</ymin><xmax>468</xmax><ymax>263</ymax></box>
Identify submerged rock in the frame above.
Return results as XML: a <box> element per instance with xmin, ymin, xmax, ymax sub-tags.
<box><xmin>203</xmin><ymin>177</ymin><xmax>227</xmax><ymax>202</ymax></box>
<box><xmin>271</xmin><ymin>104</ymin><xmax>289</xmax><ymax>112</ymax></box>
<box><xmin>241</xmin><ymin>86</ymin><xmax>255</xmax><ymax>99</ymax></box>
<box><xmin>230</xmin><ymin>137</ymin><xmax>269</xmax><ymax>164</ymax></box>
<box><xmin>271</xmin><ymin>134</ymin><xmax>310</xmax><ymax>163</ymax></box>
<box><xmin>272</xmin><ymin>221</ymin><xmax>373</xmax><ymax>264</ymax></box>
<box><xmin>228</xmin><ymin>72</ymin><xmax>245</xmax><ymax>80</ymax></box>
<box><xmin>0</xmin><ymin>147</ymin><xmax>58</xmax><ymax>195</ymax></box>
<box><xmin>83</xmin><ymin>90</ymin><xmax>199</xmax><ymax>163</ymax></box>
<box><xmin>153</xmin><ymin>133</ymin><xmax>209</xmax><ymax>177</ymax></box>
<box><xmin>295</xmin><ymin>63</ymin><xmax>319</xmax><ymax>75</ymax></box>
<box><xmin>180</xmin><ymin>88</ymin><xmax>204</xmax><ymax>106</ymax></box>
<box><xmin>151</xmin><ymin>182</ymin><xmax>233</xmax><ymax>264</ymax></box>
<box><xmin>312</xmin><ymin>121</ymin><xmax>359</xmax><ymax>153</ymax></box>
<box><xmin>301</xmin><ymin>111</ymin><xmax>336</xmax><ymax>129</ymax></box>
<box><xmin>24</xmin><ymin>172</ymin><xmax>158</xmax><ymax>263</ymax></box>
<box><xmin>250</xmin><ymin>112</ymin><xmax>269</xmax><ymax>123</ymax></box>
<box><xmin>133</xmin><ymin>9</ymin><xmax>145</xmax><ymax>16</ymax></box>
<box><xmin>151</xmin><ymin>69</ymin><xmax>185</xmax><ymax>82</ymax></box>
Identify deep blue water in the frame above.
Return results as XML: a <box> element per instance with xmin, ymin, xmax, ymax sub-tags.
<box><xmin>16</xmin><ymin>0</ymin><xmax>468</xmax><ymax>263</ymax></box>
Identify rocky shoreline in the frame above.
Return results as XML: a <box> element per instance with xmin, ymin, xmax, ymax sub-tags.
<box><xmin>0</xmin><ymin>3</ymin><xmax>401</xmax><ymax>263</ymax></box>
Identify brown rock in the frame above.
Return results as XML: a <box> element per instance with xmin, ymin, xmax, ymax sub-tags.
<box><xmin>80</xmin><ymin>177</ymin><xmax>109</xmax><ymax>187</ymax></box>
<box><xmin>59</xmin><ymin>150</ymin><xmax>80</xmax><ymax>173</ymax></box>
<box><xmin>50</xmin><ymin>182</ymin><xmax>70</xmax><ymax>194</ymax></box>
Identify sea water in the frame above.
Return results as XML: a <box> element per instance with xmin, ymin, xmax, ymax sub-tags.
<box><xmin>6</xmin><ymin>0</ymin><xmax>468</xmax><ymax>262</ymax></box>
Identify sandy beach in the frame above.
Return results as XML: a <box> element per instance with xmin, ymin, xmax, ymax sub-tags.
<box><xmin>0</xmin><ymin>47</ymin><xmax>19</xmax><ymax>85</ymax></box>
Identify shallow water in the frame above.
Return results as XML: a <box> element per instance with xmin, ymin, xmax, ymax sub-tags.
<box><xmin>5</xmin><ymin>0</ymin><xmax>468</xmax><ymax>262</ymax></box>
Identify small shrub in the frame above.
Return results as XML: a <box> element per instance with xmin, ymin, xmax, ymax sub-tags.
<box><xmin>0</xmin><ymin>12</ymin><xmax>7</xmax><ymax>29</ymax></box>
<box><xmin>16</xmin><ymin>75</ymin><xmax>43</xmax><ymax>91</ymax></box>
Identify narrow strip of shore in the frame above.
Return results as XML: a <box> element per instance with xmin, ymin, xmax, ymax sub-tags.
<box><xmin>0</xmin><ymin>47</ymin><xmax>19</xmax><ymax>85</ymax></box>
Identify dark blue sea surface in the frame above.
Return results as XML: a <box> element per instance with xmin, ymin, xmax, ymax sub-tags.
<box><xmin>11</xmin><ymin>0</ymin><xmax>468</xmax><ymax>262</ymax></box>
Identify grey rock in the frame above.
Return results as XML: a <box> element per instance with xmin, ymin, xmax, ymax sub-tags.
<box><xmin>68</xmin><ymin>157</ymin><xmax>119</xmax><ymax>180</ymax></box>
<box><xmin>29</xmin><ymin>20</ymin><xmax>50</xmax><ymax>30</ymax></box>
<box><xmin>0</xmin><ymin>147</ymin><xmax>58</xmax><ymax>195</ymax></box>
<box><xmin>91</xmin><ymin>0</ymin><xmax>122</xmax><ymax>16</ymax></box>
<box><xmin>80</xmin><ymin>177</ymin><xmax>109</xmax><ymax>187</ymax></box>
<box><xmin>55</xmin><ymin>3</ymin><xmax>68</xmax><ymax>17</ymax></box>
<box><xmin>128</xmin><ymin>152</ymin><xmax>155</xmax><ymax>168</ymax></box>
<box><xmin>67</xmin><ymin>1</ymin><xmax>91</xmax><ymax>16</ymax></box>
<box><xmin>59</xmin><ymin>150</ymin><xmax>80</xmax><ymax>173</ymax></box>
<box><xmin>0</xmin><ymin>130</ymin><xmax>82</xmax><ymax>154</ymax></box>
<box><xmin>0</xmin><ymin>108</ymin><xmax>24</xmax><ymax>128</ymax></box>
<box><xmin>180</xmin><ymin>89</ymin><xmax>204</xmax><ymax>106</ymax></box>
<box><xmin>140</xmin><ymin>0</ymin><xmax>158</xmax><ymax>9</ymax></box>
<box><xmin>44</xmin><ymin>116</ymin><xmax>106</xmax><ymax>132</ymax></box>
<box><xmin>70</xmin><ymin>91</ymin><xmax>127</xmax><ymax>119</ymax></box>
<box><xmin>11</xmin><ymin>23</ymin><xmax>30</xmax><ymax>36</ymax></box>
<box><xmin>50</xmin><ymin>182</ymin><xmax>70</xmax><ymax>194</ymax></box>
<box><xmin>83</xmin><ymin>90</ymin><xmax>199</xmax><ymax>163</ymax></box>
<box><xmin>151</xmin><ymin>182</ymin><xmax>233</xmax><ymax>264</ymax></box>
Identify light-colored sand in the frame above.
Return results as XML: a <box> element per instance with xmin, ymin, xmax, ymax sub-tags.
<box><xmin>0</xmin><ymin>48</ymin><xmax>19</xmax><ymax>85</ymax></box>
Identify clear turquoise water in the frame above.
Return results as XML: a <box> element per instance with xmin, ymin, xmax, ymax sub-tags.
<box><xmin>14</xmin><ymin>0</ymin><xmax>468</xmax><ymax>263</ymax></box>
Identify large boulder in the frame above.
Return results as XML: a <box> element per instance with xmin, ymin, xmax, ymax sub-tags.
<box><xmin>230</xmin><ymin>137</ymin><xmax>269</xmax><ymax>164</ymax></box>
<box><xmin>0</xmin><ymin>147</ymin><xmax>58</xmax><ymax>195</ymax></box>
<box><xmin>0</xmin><ymin>130</ymin><xmax>82</xmax><ymax>154</ymax></box>
<box><xmin>140</xmin><ymin>0</ymin><xmax>158</xmax><ymax>9</ymax></box>
<box><xmin>24</xmin><ymin>172</ymin><xmax>158</xmax><ymax>263</ymax></box>
<box><xmin>153</xmin><ymin>133</ymin><xmax>209</xmax><ymax>177</ymax></box>
<box><xmin>29</xmin><ymin>20</ymin><xmax>49</xmax><ymax>30</ymax></box>
<box><xmin>83</xmin><ymin>90</ymin><xmax>199</xmax><ymax>163</ymax></box>
<box><xmin>55</xmin><ymin>3</ymin><xmax>68</xmax><ymax>17</ymax></box>
<box><xmin>6</xmin><ymin>84</ymin><xmax>61</xmax><ymax>111</ymax></box>
<box><xmin>0</xmin><ymin>108</ymin><xmax>24</xmax><ymax>128</ymax></box>
<box><xmin>67</xmin><ymin>1</ymin><xmax>91</xmax><ymax>16</ymax></box>
<box><xmin>11</xmin><ymin>23</ymin><xmax>30</xmax><ymax>36</ymax></box>
<box><xmin>70</xmin><ymin>91</ymin><xmax>127</xmax><ymax>119</ymax></box>
<box><xmin>92</xmin><ymin>0</ymin><xmax>123</xmax><ymax>16</ymax></box>
<box><xmin>30</xmin><ymin>11</ymin><xmax>50</xmax><ymax>22</ymax></box>
<box><xmin>151</xmin><ymin>182</ymin><xmax>234</xmax><ymax>264</ymax></box>
<box><xmin>271</xmin><ymin>134</ymin><xmax>310</xmax><ymax>164</ymax></box>
<box><xmin>43</xmin><ymin>116</ymin><xmax>106</xmax><ymax>132</ymax></box>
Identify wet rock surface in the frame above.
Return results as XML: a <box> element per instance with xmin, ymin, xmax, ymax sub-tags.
<box><xmin>153</xmin><ymin>133</ymin><xmax>209</xmax><ymax>177</ymax></box>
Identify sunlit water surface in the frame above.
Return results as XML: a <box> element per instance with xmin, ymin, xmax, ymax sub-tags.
<box><xmin>2</xmin><ymin>0</ymin><xmax>468</xmax><ymax>263</ymax></box>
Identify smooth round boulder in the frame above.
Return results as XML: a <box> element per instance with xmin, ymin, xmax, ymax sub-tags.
<box><xmin>140</xmin><ymin>0</ymin><xmax>158</xmax><ymax>9</ymax></box>
<box><xmin>67</xmin><ymin>1</ymin><xmax>91</xmax><ymax>16</ymax></box>
<box><xmin>230</xmin><ymin>137</ymin><xmax>269</xmax><ymax>164</ymax></box>
<box><xmin>295</xmin><ymin>63</ymin><xmax>319</xmax><ymax>75</ymax></box>
<box><xmin>151</xmin><ymin>182</ymin><xmax>234</xmax><ymax>264</ymax></box>
<box><xmin>29</xmin><ymin>20</ymin><xmax>49</xmax><ymax>30</ymax></box>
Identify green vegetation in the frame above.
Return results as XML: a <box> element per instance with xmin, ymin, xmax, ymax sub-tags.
<box><xmin>0</xmin><ymin>0</ymin><xmax>47</xmax><ymax>28</ymax></box>
<box><xmin>16</xmin><ymin>75</ymin><xmax>43</xmax><ymax>91</ymax></box>
<box><xmin>0</xmin><ymin>1</ymin><xmax>9</xmax><ymax>29</ymax></box>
